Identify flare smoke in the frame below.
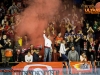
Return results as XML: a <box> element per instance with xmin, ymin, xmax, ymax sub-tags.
<box><xmin>15</xmin><ymin>0</ymin><xmax>61</xmax><ymax>46</ymax></box>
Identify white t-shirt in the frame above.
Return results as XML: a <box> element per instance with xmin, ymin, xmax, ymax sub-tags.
<box><xmin>25</xmin><ymin>55</ymin><xmax>33</xmax><ymax>62</ymax></box>
<box><xmin>59</xmin><ymin>43</ymin><xmax>66</xmax><ymax>54</ymax></box>
<box><xmin>43</xmin><ymin>34</ymin><xmax>52</xmax><ymax>49</ymax></box>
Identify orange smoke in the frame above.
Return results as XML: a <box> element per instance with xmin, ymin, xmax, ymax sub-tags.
<box><xmin>15</xmin><ymin>0</ymin><xmax>61</xmax><ymax>46</ymax></box>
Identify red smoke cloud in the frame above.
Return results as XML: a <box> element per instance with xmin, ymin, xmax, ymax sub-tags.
<box><xmin>95</xmin><ymin>2</ymin><xmax>100</xmax><ymax>9</ymax></box>
<box><xmin>15</xmin><ymin>0</ymin><xmax>61</xmax><ymax>46</ymax></box>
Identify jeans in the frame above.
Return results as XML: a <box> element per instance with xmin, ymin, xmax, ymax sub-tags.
<box><xmin>44</xmin><ymin>47</ymin><xmax>52</xmax><ymax>62</ymax></box>
<box><xmin>61</xmin><ymin>54</ymin><xmax>71</xmax><ymax>74</ymax></box>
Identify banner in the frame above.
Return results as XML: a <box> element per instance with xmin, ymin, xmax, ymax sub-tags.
<box><xmin>12</xmin><ymin>62</ymin><xmax>63</xmax><ymax>75</ymax></box>
<box><xmin>69</xmin><ymin>61</ymin><xmax>92</xmax><ymax>74</ymax></box>
<box><xmin>12</xmin><ymin>62</ymin><xmax>93</xmax><ymax>75</ymax></box>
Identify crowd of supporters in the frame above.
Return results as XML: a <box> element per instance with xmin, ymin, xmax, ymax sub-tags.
<box><xmin>0</xmin><ymin>0</ymin><xmax>26</xmax><ymax>65</ymax></box>
<box><xmin>0</xmin><ymin>0</ymin><xmax>100</xmax><ymax>67</ymax></box>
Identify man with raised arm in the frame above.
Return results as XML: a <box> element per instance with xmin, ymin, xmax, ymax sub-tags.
<box><xmin>43</xmin><ymin>30</ymin><xmax>52</xmax><ymax>62</ymax></box>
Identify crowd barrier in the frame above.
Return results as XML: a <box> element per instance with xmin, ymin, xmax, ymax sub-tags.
<box><xmin>0</xmin><ymin>61</ymin><xmax>100</xmax><ymax>75</ymax></box>
<box><xmin>12</xmin><ymin>62</ymin><xmax>63</xmax><ymax>75</ymax></box>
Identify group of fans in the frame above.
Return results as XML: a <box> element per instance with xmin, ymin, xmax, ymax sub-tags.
<box><xmin>0</xmin><ymin>0</ymin><xmax>26</xmax><ymax>66</ymax></box>
<box><xmin>0</xmin><ymin>0</ymin><xmax>100</xmax><ymax>71</ymax></box>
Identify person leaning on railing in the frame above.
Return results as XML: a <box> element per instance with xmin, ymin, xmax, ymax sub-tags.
<box><xmin>68</xmin><ymin>46</ymin><xmax>79</xmax><ymax>62</ymax></box>
<box><xmin>14</xmin><ymin>49</ymin><xmax>23</xmax><ymax>62</ymax></box>
<box><xmin>80</xmin><ymin>52</ymin><xmax>87</xmax><ymax>62</ymax></box>
<box><xmin>33</xmin><ymin>49</ymin><xmax>42</xmax><ymax>62</ymax></box>
<box><xmin>25</xmin><ymin>51</ymin><xmax>33</xmax><ymax>63</ymax></box>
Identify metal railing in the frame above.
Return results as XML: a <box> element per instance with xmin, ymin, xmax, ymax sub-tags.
<box><xmin>0</xmin><ymin>61</ymin><xmax>100</xmax><ymax>75</ymax></box>
<box><xmin>0</xmin><ymin>69</ymin><xmax>100</xmax><ymax>75</ymax></box>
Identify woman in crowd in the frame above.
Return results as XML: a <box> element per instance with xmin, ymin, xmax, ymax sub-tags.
<box><xmin>25</xmin><ymin>51</ymin><xmax>33</xmax><ymax>63</ymax></box>
<box><xmin>80</xmin><ymin>52</ymin><xmax>87</xmax><ymax>62</ymax></box>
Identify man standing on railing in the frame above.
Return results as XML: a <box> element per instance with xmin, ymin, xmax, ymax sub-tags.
<box><xmin>59</xmin><ymin>40</ymin><xmax>71</xmax><ymax>74</ymax></box>
<box><xmin>43</xmin><ymin>30</ymin><xmax>52</xmax><ymax>62</ymax></box>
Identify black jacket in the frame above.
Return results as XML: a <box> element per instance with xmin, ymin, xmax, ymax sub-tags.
<box><xmin>33</xmin><ymin>52</ymin><xmax>39</xmax><ymax>62</ymax></box>
<box><xmin>87</xmin><ymin>51</ymin><xmax>96</xmax><ymax>61</ymax></box>
<box><xmin>0</xmin><ymin>39</ymin><xmax>8</xmax><ymax>49</ymax></box>
<box><xmin>80</xmin><ymin>39</ymin><xmax>90</xmax><ymax>50</ymax></box>
<box><xmin>13</xmin><ymin>52</ymin><xmax>24</xmax><ymax>62</ymax></box>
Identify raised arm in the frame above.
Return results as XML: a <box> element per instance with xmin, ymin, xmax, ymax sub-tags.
<box><xmin>43</xmin><ymin>30</ymin><xmax>48</xmax><ymax>40</ymax></box>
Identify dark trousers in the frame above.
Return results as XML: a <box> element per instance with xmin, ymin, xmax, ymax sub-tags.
<box><xmin>61</xmin><ymin>54</ymin><xmax>71</xmax><ymax>74</ymax></box>
<box><xmin>91</xmin><ymin>55</ymin><xmax>95</xmax><ymax>73</ymax></box>
<box><xmin>75</xmin><ymin>45</ymin><xmax>80</xmax><ymax>57</ymax></box>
